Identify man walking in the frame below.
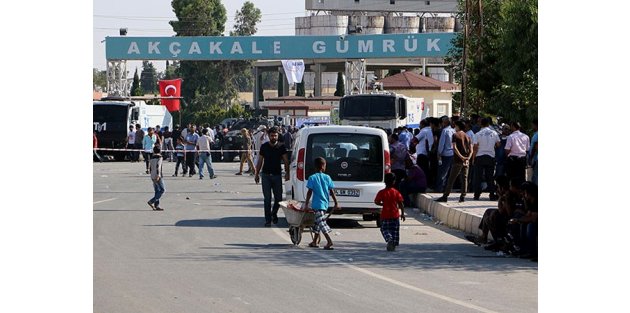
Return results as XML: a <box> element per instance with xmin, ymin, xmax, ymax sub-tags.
<box><xmin>184</xmin><ymin>125</ymin><xmax>199</xmax><ymax>177</ymax></box>
<box><xmin>505</xmin><ymin>122</ymin><xmax>530</xmax><ymax>183</ymax></box>
<box><xmin>472</xmin><ymin>118</ymin><xmax>500</xmax><ymax>200</ymax></box>
<box><xmin>254</xmin><ymin>127</ymin><xmax>290</xmax><ymax>227</ymax></box>
<box><xmin>196</xmin><ymin>128</ymin><xmax>216</xmax><ymax>179</ymax></box>
<box><xmin>126</xmin><ymin>125</ymin><xmax>136</xmax><ymax>162</ymax></box>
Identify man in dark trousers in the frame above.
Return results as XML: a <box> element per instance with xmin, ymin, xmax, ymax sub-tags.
<box><xmin>254</xmin><ymin>127</ymin><xmax>290</xmax><ymax>227</ymax></box>
<box><xmin>133</xmin><ymin>123</ymin><xmax>144</xmax><ymax>162</ymax></box>
<box><xmin>505</xmin><ymin>122</ymin><xmax>530</xmax><ymax>183</ymax></box>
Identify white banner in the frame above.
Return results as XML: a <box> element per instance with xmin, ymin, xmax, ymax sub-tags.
<box><xmin>281</xmin><ymin>60</ymin><xmax>305</xmax><ymax>85</ymax></box>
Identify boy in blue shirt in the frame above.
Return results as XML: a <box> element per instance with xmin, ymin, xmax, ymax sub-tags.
<box><xmin>304</xmin><ymin>157</ymin><xmax>340</xmax><ymax>250</ymax></box>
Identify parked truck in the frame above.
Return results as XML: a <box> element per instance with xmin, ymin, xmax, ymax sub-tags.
<box><xmin>93</xmin><ymin>97</ymin><xmax>173</xmax><ymax>160</ymax></box>
<box><xmin>338</xmin><ymin>93</ymin><xmax>428</xmax><ymax>131</ymax></box>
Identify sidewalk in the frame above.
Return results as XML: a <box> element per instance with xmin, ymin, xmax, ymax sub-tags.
<box><xmin>412</xmin><ymin>193</ymin><xmax>497</xmax><ymax>237</ymax></box>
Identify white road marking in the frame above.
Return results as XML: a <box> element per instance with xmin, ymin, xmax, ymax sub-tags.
<box><xmin>271</xmin><ymin>226</ymin><xmax>499</xmax><ymax>313</ymax></box>
<box><xmin>93</xmin><ymin>198</ymin><xmax>117</xmax><ymax>204</ymax></box>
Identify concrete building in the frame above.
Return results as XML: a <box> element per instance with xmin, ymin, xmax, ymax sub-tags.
<box><xmin>263</xmin><ymin>100</ymin><xmax>335</xmax><ymax>127</ymax></box>
<box><xmin>377</xmin><ymin>71</ymin><xmax>459</xmax><ymax>117</ymax></box>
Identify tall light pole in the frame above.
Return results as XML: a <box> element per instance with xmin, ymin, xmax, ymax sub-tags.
<box><xmin>460</xmin><ymin>0</ymin><xmax>470</xmax><ymax>117</ymax></box>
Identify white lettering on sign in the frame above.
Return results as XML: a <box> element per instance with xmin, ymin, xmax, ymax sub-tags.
<box><xmin>404</xmin><ymin>36</ymin><xmax>418</xmax><ymax>52</ymax></box>
<box><xmin>209</xmin><ymin>42</ymin><xmax>223</xmax><ymax>54</ymax></box>
<box><xmin>358</xmin><ymin>40</ymin><xmax>374</xmax><ymax>53</ymax></box>
<box><xmin>127</xmin><ymin>42</ymin><xmax>140</xmax><ymax>54</ymax></box>
<box><xmin>383</xmin><ymin>39</ymin><xmax>395</xmax><ymax>52</ymax></box>
<box><xmin>169</xmin><ymin>42</ymin><xmax>181</xmax><ymax>57</ymax></box>
<box><xmin>313</xmin><ymin>41</ymin><xmax>326</xmax><ymax>54</ymax></box>
<box><xmin>336</xmin><ymin>40</ymin><xmax>349</xmax><ymax>53</ymax></box>
<box><xmin>251</xmin><ymin>41</ymin><xmax>262</xmax><ymax>54</ymax></box>
<box><xmin>94</xmin><ymin>122</ymin><xmax>106</xmax><ymax>132</ymax></box>
<box><xmin>148</xmin><ymin>42</ymin><xmax>161</xmax><ymax>54</ymax></box>
<box><xmin>230</xmin><ymin>42</ymin><xmax>243</xmax><ymax>54</ymax></box>
<box><xmin>427</xmin><ymin>38</ymin><xmax>440</xmax><ymax>52</ymax></box>
<box><xmin>273</xmin><ymin>41</ymin><xmax>281</xmax><ymax>54</ymax></box>
<box><xmin>188</xmin><ymin>42</ymin><xmax>201</xmax><ymax>54</ymax></box>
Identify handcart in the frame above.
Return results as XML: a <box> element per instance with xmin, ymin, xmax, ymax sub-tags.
<box><xmin>279</xmin><ymin>200</ymin><xmax>316</xmax><ymax>245</ymax></box>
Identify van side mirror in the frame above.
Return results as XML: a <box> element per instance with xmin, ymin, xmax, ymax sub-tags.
<box><xmin>132</xmin><ymin>108</ymin><xmax>139</xmax><ymax>121</ymax></box>
<box><xmin>398</xmin><ymin>98</ymin><xmax>407</xmax><ymax>120</ymax></box>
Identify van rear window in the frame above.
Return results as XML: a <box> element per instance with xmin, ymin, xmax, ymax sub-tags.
<box><xmin>306</xmin><ymin>133</ymin><xmax>383</xmax><ymax>182</ymax></box>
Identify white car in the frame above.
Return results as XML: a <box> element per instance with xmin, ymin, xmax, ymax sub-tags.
<box><xmin>285</xmin><ymin>125</ymin><xmax>391</xmax><ymax>225</ymax></box>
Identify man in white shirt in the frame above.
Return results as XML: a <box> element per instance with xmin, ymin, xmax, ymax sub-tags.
<box><xmin>505</xmin><ymin>121</ymin><xmax>530</xmax><ymax>183</ymax></box>
<box><xmin>126</xmin><ymin>125</ymin><xmax>136</xmax><ymax>162</ymax></box>
<box><xmin>196</xmin><ymin>128</ymin><xmax>216</xmax><ymax>179</ymax></box>
<box><xmin>415</xmin><ymin>119</ymin><xmax>434</xmax><ymax>179</ymax></box>
<box><xmin>252</xmin><ymin>125</ymin><xmax>268</xmax><ymax>165</ymax></box>
<box><xmin>472</xmin><ymin>118</ymin><xmax>500</xmax><ymax>200</ymax></box>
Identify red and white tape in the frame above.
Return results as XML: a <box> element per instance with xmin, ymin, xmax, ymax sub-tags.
<box><xmin>93</xmin><ymin>148</ymin><xmax>293</xmax><ymax>153</ymax></box>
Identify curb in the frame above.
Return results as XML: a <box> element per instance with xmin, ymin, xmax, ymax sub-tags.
<box><xmin>412</xmin><ymin>193</ymin><xmax>486</xmax><ymax>237</ymax></box>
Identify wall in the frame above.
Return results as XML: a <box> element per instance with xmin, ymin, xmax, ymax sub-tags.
<box><xmin>390</xmin><ymin>89</ymin><xmax>454</xmax><ymax>118</ymax></box>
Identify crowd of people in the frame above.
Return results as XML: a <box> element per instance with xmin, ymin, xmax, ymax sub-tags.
<box><xmin>123</xmin><ymin>122</ymin><xmax>299</xmax><ymax>178</ymax></box>
<box><xmin>110</xmin><ymin>115</ymin><xmax>537</xmax><ymax>258</ymax></box>
<box><xmin>384</xmin><ymin>114</ymin><xmax>538</xmax><ymax>260</ymax></box>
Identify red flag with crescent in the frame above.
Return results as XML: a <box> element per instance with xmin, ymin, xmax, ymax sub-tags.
<box><xmin>158</xmin><ymin>79</ymin><xmax>182</xmax><ymax>112</ymax></box>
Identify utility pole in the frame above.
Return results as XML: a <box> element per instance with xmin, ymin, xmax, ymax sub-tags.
<box><xmin>460</xmin><ymin>0</ymin><xmax>470</xmax><ymax>117</ymax></box>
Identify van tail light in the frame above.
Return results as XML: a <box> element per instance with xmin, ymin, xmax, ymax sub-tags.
<box><xmin>384</xmin><ymin>150</ymin><xmax>391</xmax><ymax>174</ymax></box>
<box><xmin>297</xmin><ymin>148</ymin><xmax>305</xmax><ymax>181</ymax></box>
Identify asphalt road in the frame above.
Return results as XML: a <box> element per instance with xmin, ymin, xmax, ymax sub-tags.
<box><xmin>93</xmin><ymin>160</ymin><xmax>537</xmax><ymax>313</ymax></box>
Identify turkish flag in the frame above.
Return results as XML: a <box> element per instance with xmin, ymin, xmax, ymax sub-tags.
<box><xmin>158</xmin><ymin>79</ymin><xmax>182</xmax><ymax>112</ymax></box>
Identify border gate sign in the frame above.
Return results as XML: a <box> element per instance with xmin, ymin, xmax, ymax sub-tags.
<box><xmin>106</xmin><ymin>33</ymin><xmax>455</xmax><ymax>60</ymax></box>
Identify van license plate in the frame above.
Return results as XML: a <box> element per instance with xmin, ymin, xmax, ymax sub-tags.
<box><xmin>334</xmin><ymin>188</ymin><xmax>360</xmax><ymax>197</ymax></box>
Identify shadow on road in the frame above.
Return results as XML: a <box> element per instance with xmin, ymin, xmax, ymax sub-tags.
<box><xmin>161</xmin><ymin>241</ymin><xmax>537</xmax><ymax>272</ymax></box>
<box><xmin>152</xmin><ymin>216</ymin><xmax>370</xmax><ymax>229</ymax></box>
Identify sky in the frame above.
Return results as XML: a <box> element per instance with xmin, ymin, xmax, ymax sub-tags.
<box><xmin>93</xmin><ymin>0</ymin><xmax>306</xmax><ymax>74</ymax></box>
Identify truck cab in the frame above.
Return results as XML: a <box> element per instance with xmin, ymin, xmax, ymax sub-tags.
<box><xmin>93</xmin><ymin>98</ymin><xmax>172</xmax><ymax>160</ymax></box>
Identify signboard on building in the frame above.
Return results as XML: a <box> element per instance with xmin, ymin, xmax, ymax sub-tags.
<box><xmin>106</xmin><ymin>33</ymin><xmax>455</xmax><ymax>60</ymax></box>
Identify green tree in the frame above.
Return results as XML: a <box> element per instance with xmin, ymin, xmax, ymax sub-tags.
<box><xmin>228</xmin><ymin>1</ymin><xmax>262</xmax><ymax>93</ymax></box>
<box><xmin>140</xmin><ymin>61</ymin><xmax>158</xmax><ymax>93</ymax></box>
<box><xmin>334</xmin><ymin>72</ymin><xmax>345</xmax><ymax>97</ymax></box>
<box><xmin>170</xmin><ymin>0</ymin><xmax>227</xmax><ymax>123</ymax></box>
<box><xmin>131</xmin><ymin>68</ymin><xmax>143</xmax><ymax>96</ymax></box>
<box><xmin>160</xmin><ymin>60</ymin><xmax>179</xmax><ymax>80</ymax></box>
<box><xmin>295</xmin><ymin>79</ymin><xmax>305</xmax><ymax>97</ymax></box>
<box><xmin>93</xmin><ymin>68</ymin><xmax>107</xmax><ymax>90</ymax></box>
<box><xmin>447</xmin><ymin>0</ymin><xmax>537</xmax><ymax>125</ymax></box>
<box><xmin>231</xmin><ymin>1</ymin><xmax>261</xmax><ymax>36</ymax></box>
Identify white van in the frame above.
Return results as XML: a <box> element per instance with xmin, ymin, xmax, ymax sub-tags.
<box><xmin>285</xmin><ymin>125</ymin><xmax>391</xmax><ymax>224</ymax></box>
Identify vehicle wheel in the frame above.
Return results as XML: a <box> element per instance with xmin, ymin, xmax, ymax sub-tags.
<box><xmin>375</xmin><ymin>214</ymin><xmax>382</xmax><ymax>228</ymax></box>
<box><xmin>289</xmin><ymin>226</ymin><xmax>301</xmax><ymax>244</ymax></box>
<box><xmin>362</xmin><ymin>214</ymin><xmax>373</xmax><ymax>221</ymax></box>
